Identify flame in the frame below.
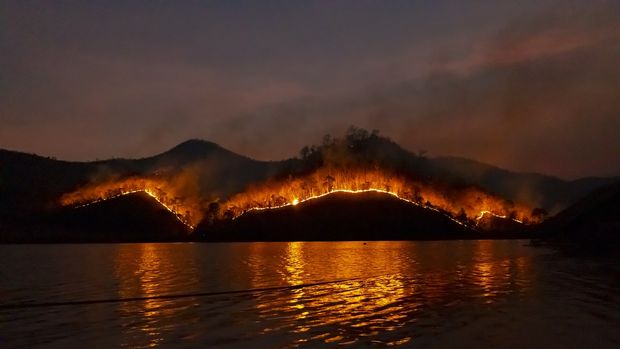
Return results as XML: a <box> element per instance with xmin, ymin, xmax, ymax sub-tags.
<box><xmin>60</xmin><ymin>177</ymin><xmax>202</xmax><ymax>228</ymax></box>
<box><xmin>221</xmin><ymin>166</ymin><xmax>538</xmax><ymax>226</ymax></box>
<box><xmin>59</xmin><ymin>165</ymin><xmax>539</xmax><ymax>232</ymax></box>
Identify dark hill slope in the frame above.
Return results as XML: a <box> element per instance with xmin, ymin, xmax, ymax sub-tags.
<box><xmin>297</xmin><ymin>132</ymin><xmax>614</xmax><ymax>212</ymax></box>
<box><xmin>538</xmin><ymin>181</ymin><xmax>620</xmax><ymax>244</ymax></box>
<box><xmin>0</xmin><ymin>140</ymin><xmax>283</xmax><ymax>219</ymax></box>
<box><xmin>1</xmin><ymin>138</ymin><xmax>612</xmax><ymax>219</ymax></box>
<box><xmin>144</xmin><ymin>139</ymin><xmax>291</xmax><ymax>198</ymax></box>
<box><xmin>431</xmin><ymin>156</ymin><xmax>616</xmax><ymax>214</ymax></box>
<box><xmin>0</xmin><ymin>150</ymin><xmax>94</xmax><ymax>218</ymax></box>
<box><xmin>1</xmin><ymin>192</ymin><xmax>190</xmax><ymax>243</ymax></box>
<box><xmin>1</xmin><ymin>134</ymin><xmax>616</xmax><ymax>243</ymax></box>
<box><xmin>197</xmin><ymin>191</ymin><xmax>482</xmax><ymax>241</ymax></box>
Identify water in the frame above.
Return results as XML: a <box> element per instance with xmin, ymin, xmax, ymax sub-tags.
<box><xmin>1</xmin><ymin>240</ymin><xmax>619</xmax><ymax>348</ymax></box>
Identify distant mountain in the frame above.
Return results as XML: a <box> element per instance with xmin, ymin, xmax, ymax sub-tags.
<box><xmin>429</xmin><ymin>156</ymin><xmax>616</xmax><ymax>214</ymax></box>
<box><xmin>141</xmin><ymin>139</ymin><xmax>289</xmax><ymax>199</ymax></box>
<box><xmin>295</xmin><ymin>130</ymin><xmax>615</xmax><ymax>212</ymax></box>
<box><xmin>0</xmin><ymin>139</ymin><xmax>283</xmax><ymax>217</ymax></box>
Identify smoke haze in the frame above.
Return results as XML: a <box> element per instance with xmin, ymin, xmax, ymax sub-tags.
<box><xmin>1</xmin><ymin>0</ymin><xmax>619</xmax><ymax>179</ymax></box>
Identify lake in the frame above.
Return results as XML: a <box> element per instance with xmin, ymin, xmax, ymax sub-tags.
<box><xmin>1</xmin><ymin>240</ymin><xmax>619</xmax><ymax>348</ymax></box>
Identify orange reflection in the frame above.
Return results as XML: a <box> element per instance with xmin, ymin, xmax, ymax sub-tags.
<box><xmin>114</xmin><ymin>244</ymin><xmax>192</xmax><ymax>348</ymax></box>
<box><xmin>250</xmin><ymin>242</ymin><xmax>414</xmax><ymax>346</ymax></box>
<box><xmin>284</xmin><ymin>242</ymin><xmax>306</xmax><ymax>286</ymax></box>
<box><xmin>108</xmin><ymin>241</ymin><xmax>534</xmax><ymax>348</ymax></box>
<box><xmin>244</xmin><ymin>241</ymin><xmax>532</xmax><ymax>346</ymax></box>
<box><xmin>471</xmin><ymin>240</ymin><xmax>534</xmax><ymax>303</ymax></box>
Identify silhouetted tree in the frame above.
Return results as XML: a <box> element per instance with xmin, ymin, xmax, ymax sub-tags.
<box><xmin>299</xmin><ymin>146</ymin><xmax>311</xmax><ymax>159</ymax></box>
<box><xmin>306</xmin><ymin>177</ymin><xmax>318</xmax><ymax>196</ymax></box>
<box><xmin>345</xmin><ymin>126</ymin><xmax>373</xmax><ymax>152</ymax></box>
<box><xmin>413</xmin><ymin>187</ymin><xmax>423</xmax><ymax>204</ymax></box>
<box><xmin>322</xmin><ymin>134</ymin><xmax>335</xmax><ymax>148</ymax></box>
<box><xmin>324</xmin><ymin>175</ymin><xmax>335</xmax><ymax>192</ymax></box>
<box><xmin>531</xmin><ymin>207</ymin><xmax>548</xmax><ymax>221</ymax></box>
<box><xmin>508</xmin><ymin>210</ymin><xmax>518</xmax><ymax>220</ymax></box>
<box><xmin>207</xmin><ymin>202</ymin><xmax>220</xmax><ymax>224</ymax></box>
<box><xmin>223</xmin><ymin>209</ymin><xmax>235</xmax><ymax>221</ymax></box>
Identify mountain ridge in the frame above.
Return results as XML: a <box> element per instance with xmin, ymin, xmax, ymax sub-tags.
<box><xmin>1</xmin><ymin>131</ymin><xmax>617</xmax><ymax>242</ymax></box>
<box><xmin>1</xmin><ymin>136</ymin><xmax>616</xmax><ymax>213</ymax></box>
<box><xmin>2</xmin><ymin>140</ymin><xmax>615</xmax><ymax>184</ymax></box>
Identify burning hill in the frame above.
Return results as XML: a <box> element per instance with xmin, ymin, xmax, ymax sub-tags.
<box><xmin>58</xmin><ymin>130</ymin><xmax>542</xmax><ymax>238</ymax></box>
<box><xmin>56</xmin><ymin>191</ymin><xmax>190</xmax><ymax>242</ymax></box>
<box><xmin>197</xmin><ymin>191</ymin><xmax>478</xmax><ymax>241</ymax></box>
<box><xmin>205</xmin><ymin>128</ymin><xmax>543</xmax><ymax>230</ymax></box>
<box><xmin>1</xmin><ymin>192</ymin><xmax>190</xmax><ymax>243</ymax></box>
<box><xmin>59</xmin><ymin>176</ymin><xmax>203</xmax><ymax>228</ymax></box>
<box><xmin>1</xmin><ymin>127</ymin><xmax>614</xmax><ymax>242</ymax></box>
<box><xmin>216</xmin><ymin>165</ymin><xmax>537</xmax><ymax>226</ymax></box>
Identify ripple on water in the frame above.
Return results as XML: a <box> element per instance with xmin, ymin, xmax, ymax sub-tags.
<box><xmin>1</xmin><ymin>241</ymin><xmax>619</xmax><ymax>348</ymax></box>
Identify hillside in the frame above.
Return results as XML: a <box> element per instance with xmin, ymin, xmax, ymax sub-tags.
<box><xmin>292</xmin><ymin>129</ymin><xmax>614</xmax><ymax>212</ymax></box>
<box><xmin>195</xmin><ymin>191</ymin><xmax>479</xmax><ymax>241</ymax></box>
<box><xmin>431</xmin><ymin>156</ymin><xmax>616</xmax><ymax>214</ymax></box>
<box><xmin>537</xmin><ymin>181</ymin><xmax>620</xmax><ymax>245</ymax></box>
<box><xmin>2</xmin><ymin>135</ymin><xmax>611</xmax><ymax>218</ymax></box>
<box><xmin>1</xmin><ymin>192</ymin><xmax>190</xmax><ymax>243</ymax></box>
<box><xmin>1</xmin><ymin>130</ymin><xmax>617</xmax><ymax>242</ymax></box>
<box><xmin>0</xmin><ymin>140</ymin><xmax>283</xmax><ymax>218</ymax></box>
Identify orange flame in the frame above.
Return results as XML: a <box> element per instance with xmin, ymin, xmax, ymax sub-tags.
<box><xmin>221</xmin><ymin>166</ymin><xmax>537</xmax><ymax>226</ymax></box>
<box><xmin>60</xmin><ymin>177</ymin><xmax>202</xmax><ymax>228</ymax></box>
<box><xmin>59</xmin><ymin>166</ymin><xmax>539</xmax><ymax>231</ymax></box>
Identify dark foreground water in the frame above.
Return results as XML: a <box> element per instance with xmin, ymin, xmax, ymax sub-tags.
<box><xmin>1</xmin><ymin>240</ymin><xmax>619</xmax><ymax>348</ymax></box>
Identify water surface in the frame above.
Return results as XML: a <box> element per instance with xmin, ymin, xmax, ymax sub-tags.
<box><xmin>1</xmin><ymin>240</ymin><xmax>619</xmax><ymax>348</ymax></box>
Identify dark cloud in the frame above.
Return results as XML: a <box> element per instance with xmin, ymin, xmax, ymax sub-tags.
<box><xmin>0</xmin><ymin>0</ymin><xmax>618</xmax><ymax>178</ymax></box>
<box><xmin>214</xmin><ymin>1</ymin><xmax>620</xmax><ymax>178</ymax></box>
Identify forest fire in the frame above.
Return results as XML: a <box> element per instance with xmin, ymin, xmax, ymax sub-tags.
<box><xmin>220</xmin><ymin>166</ymin><xmax>539</xmax><ymax>226</ymax></box>
<box><xmin>60</xmin><ymin>177</ymin><xmax>202</xmax><ymax>228</ymax></box>
<box><xmin>60</xmin><ymin>167</ymin><xmax>540</xmax><ymax>231</ymax></box>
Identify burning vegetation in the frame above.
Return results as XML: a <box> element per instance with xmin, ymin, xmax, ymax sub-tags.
<box><xmin>214</xmin><ymin>128</ymin><xmax>543</xmax><ymax>227</ymax></box>
<box><xmin>217</xmin><ymin>165</ymin><xmax>539</xmax><ymax>226</ymax></box>
<box><xmin>60</xmin><ymin>128</ymin><xmax>546</xmax><ymax>232</ymax></box>
<box><xmin>60</xmin><ymin>177</ymin><xmax>203</xmax><ymax>228</ymax></box>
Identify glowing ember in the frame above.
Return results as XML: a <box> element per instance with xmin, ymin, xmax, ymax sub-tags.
<box><xmin>59</xmin><ymin>165</ymin><xmax>540</xmax><ymax>232</ymax></box>
<box><xmin>220</xmin><ymin>166</ymin><xmax>539</xmax><ymax>227</ymax></box>
<box><xmin>60</xmin><ymin>177</ymin><xmax>202</xmax><ymax>228</ymax></box>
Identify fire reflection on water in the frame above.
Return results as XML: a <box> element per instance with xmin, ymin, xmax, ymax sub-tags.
<box><xmin>114</xmin><ymin>244</ymin><xmax>196</xmax><ymax>349</ymax></box>
<box><xmin>107</xmin><ymin>241</ymin><xmax>533</xmax><ymax>347</ymax></box>
<box><xmin>472</xmin><ymin>240</ymin><xmax>532</xmax><ymax>303</ymax></box>
<box><xmin>5</xmin><ymin>242</ymin><xmax>617</xmax><ymax>348</ymax></box>
<box><xmin>246</xmin><ymin>241</ymin><xmax>532</xmax><ymax>347</ymax></box>
<box><xmin>249</xmin><ymin>242</ymin><xmax>416</xmax><ymax>346</ymax></box>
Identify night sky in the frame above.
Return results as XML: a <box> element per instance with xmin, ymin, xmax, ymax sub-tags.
<box><xmin>1</xmin><ymin>0</ymin><xmax>619</xmax><ymax>179</ymax></box>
